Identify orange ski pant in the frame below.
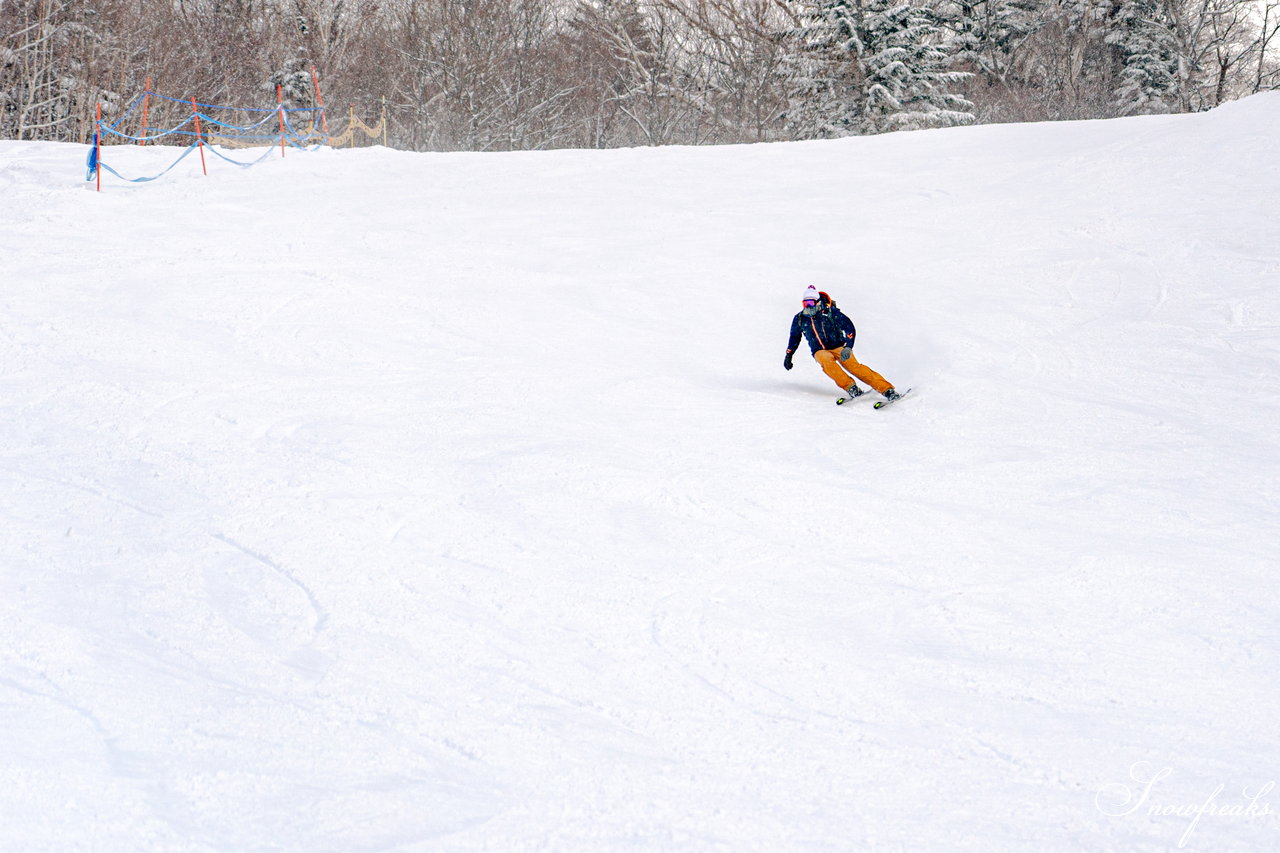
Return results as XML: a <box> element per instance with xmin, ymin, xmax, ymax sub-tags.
<box><xmin>814</xmin><ymin>347</ymin><xmax>893</xmax><ymax>395</ymax></box>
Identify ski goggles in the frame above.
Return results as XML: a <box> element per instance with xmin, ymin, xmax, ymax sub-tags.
<box><xmin>802</xmin><ymin>298</ymin><xmax>818</xmax><ymax>307</ymax></box>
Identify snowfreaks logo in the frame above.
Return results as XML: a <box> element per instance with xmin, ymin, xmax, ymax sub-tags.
<box><xmin>1096</xmin><ymin>762</ymin><xmax>1277</xmax><ymax>848</ymax></box>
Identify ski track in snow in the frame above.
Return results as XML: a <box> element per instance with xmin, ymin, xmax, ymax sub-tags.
<box><xmin>2</xmin><ymin>94</ymin><xmax>1279</xmax><ymax>851</ymax></box>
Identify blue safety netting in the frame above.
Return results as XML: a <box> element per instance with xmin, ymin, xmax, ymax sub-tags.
<box><xmin>85</xmin><ymin>132</ymin><xmax>98</xmax><ymax>180</ymax></box>
<box><xmin>88</xmin><ymin>88</ymin><xmax>329</xmax><ymax>184</ymax></box>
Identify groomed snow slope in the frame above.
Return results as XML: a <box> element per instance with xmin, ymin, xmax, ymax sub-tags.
<box><xmin>2</xmin><ymin>95</ymin><xmax>1279</xmax><ymax>852</ymax></box>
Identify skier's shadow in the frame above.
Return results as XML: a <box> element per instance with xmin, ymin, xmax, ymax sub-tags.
<box><xmin>736</xmin><ymin>378</ymin><xmax>834</xmax><ymax>399</ymax></box>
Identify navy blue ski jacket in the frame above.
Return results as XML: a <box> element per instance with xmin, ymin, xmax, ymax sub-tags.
<box><xmin>787</xmin><ymin>304</ymin><xmax>856</xmax><ymax>355</ymax></box>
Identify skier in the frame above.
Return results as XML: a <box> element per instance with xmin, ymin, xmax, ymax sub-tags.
<box><xmin>784</xmin><ymin>286</ymin><xmax>902</xmax><ymax>402</ymax></box>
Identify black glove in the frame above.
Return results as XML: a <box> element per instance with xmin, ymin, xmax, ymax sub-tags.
<box><xmin>783</xmin><ymin>352</ymin><xmax>794</xmax><ymax>371</ymax></box>
<box><xmin>839</xmin><ymin>345</ymin><xmax>852</xmax><ymax>361</ymax></box>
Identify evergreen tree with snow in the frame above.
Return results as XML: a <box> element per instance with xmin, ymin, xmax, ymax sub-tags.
<box><xmin>941</xmin><ymin>0</ymin><xmax>1040</xmax><ymax>84</ymax></box>
<box><xmin>784</xmin><ymin>1</ymin><xmax>864</xmax><ymax>137</ymax></box>
<box><xmin>785</xmin><ymin>0</ymin><xmax>974</xmax><ymax>138</ymax></box>
<box><xmin>1107</xmin><ymin>0</ymin><xmax>1181</xmax><ymax>114</ymax></box>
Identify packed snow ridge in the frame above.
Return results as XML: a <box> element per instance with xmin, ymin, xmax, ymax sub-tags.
<box><xmin>2</xmin><ymin>93</ymin><xmax>1278</xmax><ymax>852</ymax></box>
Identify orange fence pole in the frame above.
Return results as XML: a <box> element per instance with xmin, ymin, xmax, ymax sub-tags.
<box><xmin>310</xmin><ymin>65</ymin><xmax>330</xmax><ymax>138</ymax></box>
<box><xmin>95</xmin><ymin>102</ymin><xmax>102</xmax><ymax>192</ymax></box>
<box><xmin>140</xmin><ymin>76</ymin><xmax>151</xmax><ymax>146</ymax></box>
<box><xmin>190</xmin><ymin>97</ymin><xmax>207</xmax><ymax>176</ymax></box>
<box><xmin>277</xmin><ymin>84</ymin><xmax>286</xmax><ymax>157</ymax></box>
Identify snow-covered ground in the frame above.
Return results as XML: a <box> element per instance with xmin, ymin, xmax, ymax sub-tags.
<box><xmin>2</xmin><ymin>95</ymin><xmax>1278</xmax><ymax>852</ymax></box>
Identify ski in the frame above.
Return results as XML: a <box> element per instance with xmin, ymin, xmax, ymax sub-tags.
<box><xmin>873</xmin><ymin>388</ymin><xmax>913</xmax><ymax>410</ymax></box>
<box><xmin>835</xmin><ymin>389</ymin><xmax>868</xmax><ymax>406</ymax></box>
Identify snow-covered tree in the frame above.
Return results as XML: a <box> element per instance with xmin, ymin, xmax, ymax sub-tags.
<box><xmin>784</xmin><ymin>0</ymin><xmax>863</xmax><ymax>136</ymax></box>
<box><xmin>1107</xmin><ymin>0</ymin><xmax>1180</xmax><ymax>113</ymax></box>
<box><xmin>785</xmin><ymin>0</ymin><xmax>974</xmax><ymax>138</ymax></box>
<box><xmin>1259</xmin><ymin>0</ymin><xmax>1280</xmax><ymax>92</ymax></box>
<box><xmin>941</xmin><ymin>0</ymin><xmax>1041</xmax><ymax>83</ymax></box>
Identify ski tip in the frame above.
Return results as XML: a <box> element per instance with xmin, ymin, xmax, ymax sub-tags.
<box><xmin>874</xmin><ymin>387</ymin><xmax>912</xmax><ymax>409</ymax></box>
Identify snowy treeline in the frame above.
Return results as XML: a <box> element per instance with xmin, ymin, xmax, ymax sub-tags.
<box><xmin>3</xmin><ymin>0</ymin><xmax>1278</xmax><ymax>149</ymax></box>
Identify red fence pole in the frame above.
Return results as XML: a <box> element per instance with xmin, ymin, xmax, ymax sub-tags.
<box><xmin>140</xmin><ymin>76</ymin><xmax>151</xmax><ymax>146</ymax></box>
<box><xmin>277</xmin><ymin>84</ymin><xmax>286</xmax><ymax>158</ymax></box>
<box><xmin>310</xmin><ymin>65</ymin><xmax>330</xmax><ymax>139</ymax></box>
<box><xmin>190</xmin><ymin>97</ymin><xmax>207</xmax><ymax>176</ymax></box>
<box><xmin>95</xmin><ymin>102</ymin><xmax>102</xmax><ymax>192</ymax></box>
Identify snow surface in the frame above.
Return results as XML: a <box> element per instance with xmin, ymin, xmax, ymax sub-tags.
<box><xmin>2</xmin><ymin>95</ymin><xmax>1279</xmax><ymax>852</ymax></box>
